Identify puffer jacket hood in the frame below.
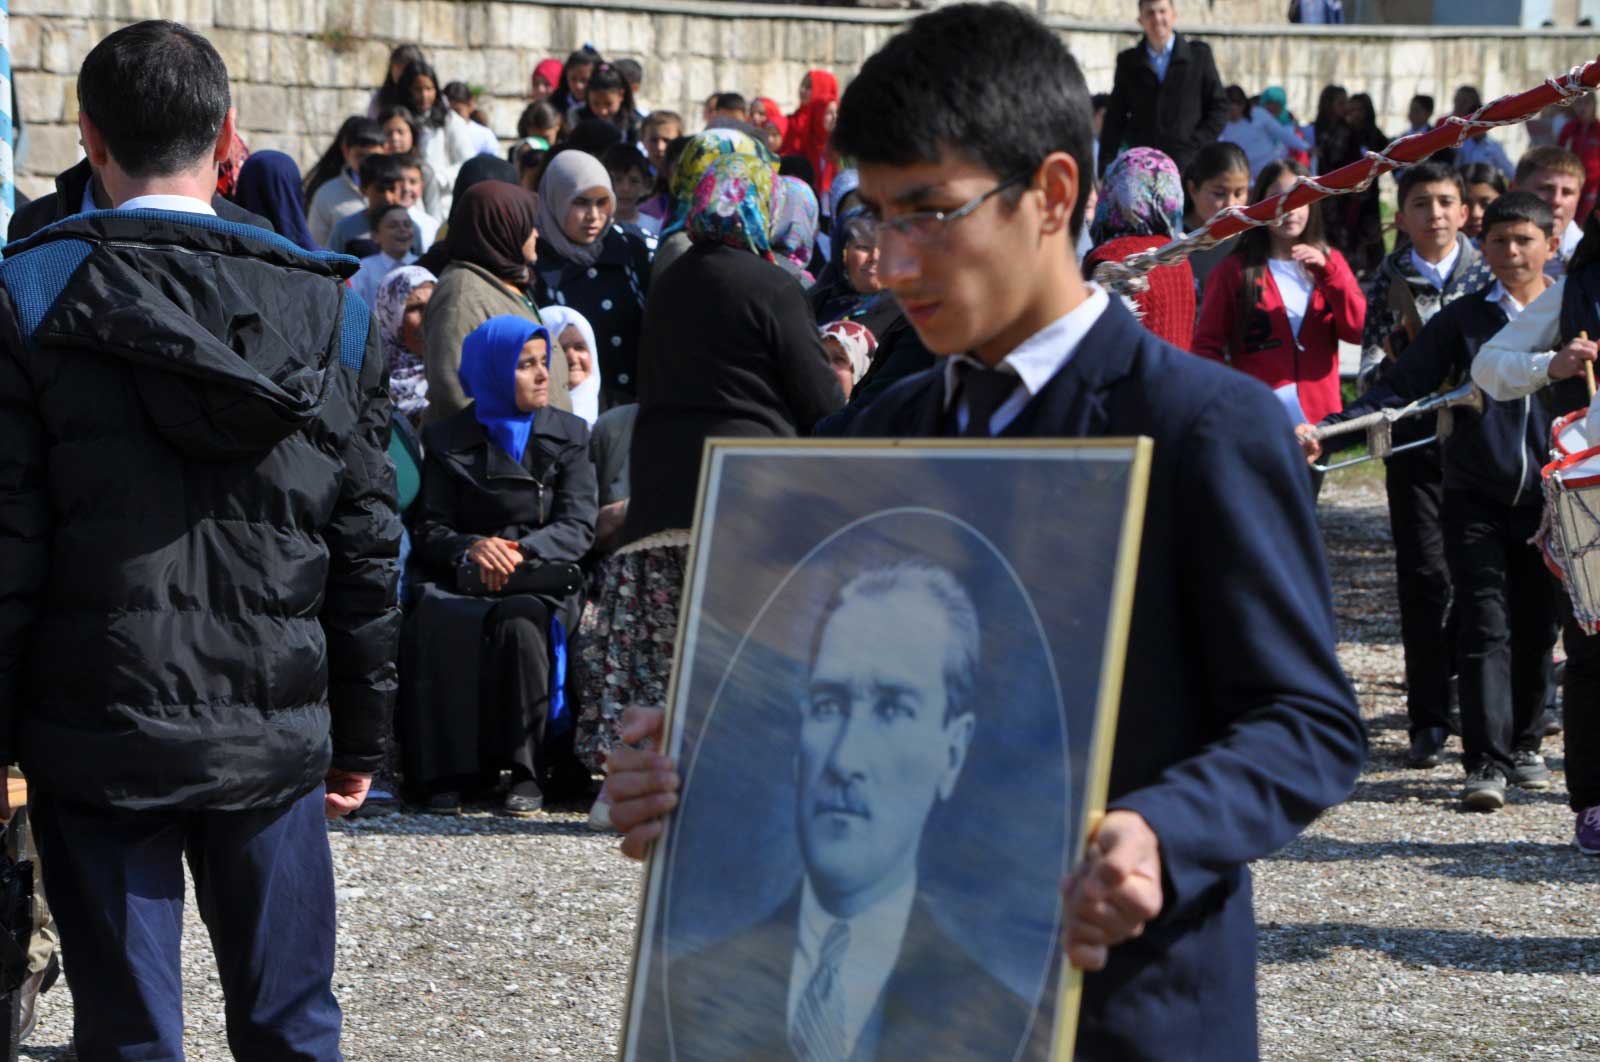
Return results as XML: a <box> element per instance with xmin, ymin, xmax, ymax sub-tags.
<box><xmin>7</xmin><ymin>210</ymin><xmax>357</xmax><ymax>460</ymax></box>
<box><xmin>0</xmin><ymin>209</ymin><xmax>401</xmax><ymax>812</ymax></box>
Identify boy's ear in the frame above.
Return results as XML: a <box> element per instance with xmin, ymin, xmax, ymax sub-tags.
<box><xmin>1036</xmin><ymin>151</ymin><xmax>1078</xmax><ymax>237</ymax></box>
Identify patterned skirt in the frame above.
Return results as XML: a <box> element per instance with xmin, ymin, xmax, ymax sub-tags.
<box><xmin>574</xmin><ymin>531</ymin><xmax>690</xmax><ymax>772</ymax></box>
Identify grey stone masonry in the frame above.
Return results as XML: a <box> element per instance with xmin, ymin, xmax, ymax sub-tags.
<box><xmin>9</xmin><ymin>0</ymin><xmax>1599</xmax><ymax>199</ymax></box>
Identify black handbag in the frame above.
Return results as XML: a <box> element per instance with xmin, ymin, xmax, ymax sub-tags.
<box><xmin>455</xmin><ymin>557</ymin><xmax>585</xmax><ymax>597</ymax></box>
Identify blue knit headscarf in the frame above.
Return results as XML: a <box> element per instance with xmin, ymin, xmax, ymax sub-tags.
<box><xmin>458</xmin><ymin>316</ymin><xmax>550</xmax><ymax>463</ymax></box>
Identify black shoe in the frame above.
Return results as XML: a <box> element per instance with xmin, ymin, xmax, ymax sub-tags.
<box><xmin>1541</xmin><ymin>708</ymin><xmax>1564</xmax><ymax>737</ymax></box>
<box><xmin>1508</xmin><ymin>749</ymin><xmax>1552</xmax><ymax>790</ymax></box>
<box><xmin>423</xmin><ymin>790</ymin><xmax>462</xmax><ymax>815</ymax></box>
<box><xmin>1406</xmin><ymin>727</ymin><xmax>1449</xmax><ymax>768</ymax></box>
<box><xmin>1462</xmin><ymin>764</ymin><xmax>1507</xmax><ymax>811</ymax></box>
<box><xmin>504</xmin><ymin>779</ymin><xmax>544</xmax><ymax>817</ymax></box>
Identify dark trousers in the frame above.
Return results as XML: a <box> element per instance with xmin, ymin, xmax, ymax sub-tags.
<box><xmin>1442</xmin><ymin>491</ymin><xmax>1559</xmax><ymax>773</ymax></box>
<box><xmin>30</xmin><ymin>785</ymin><xmax>342</xmax><ymax>1062</ymax></box>
<box><xmin>1560</xmin><ymin>595</ymin><xmax>1600</xmax><ymax>811</ymax></box>
<box><xmin>482</xmin><ymin>596</ymin><xmax>556</xmax><ymax>783</ymax></box>
<box><xmin>1385</xmin><ymin>449</ymin><xmax>1455</xmax><ymax>734</ymax></box>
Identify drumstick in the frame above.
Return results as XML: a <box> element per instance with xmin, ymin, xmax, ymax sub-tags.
<box><xmin>1584</xmin><ymin>331</ymin><xmax>1596</xmax><ymax>399</ymax></box>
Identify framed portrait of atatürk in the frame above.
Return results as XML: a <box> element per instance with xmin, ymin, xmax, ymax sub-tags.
<box><xmin>620</xmin><ymin>438</ymin><xmax>1152</xmax><ymax>1062</ymax></box>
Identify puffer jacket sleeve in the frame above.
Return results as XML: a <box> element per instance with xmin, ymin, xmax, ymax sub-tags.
<box><xmin>0</xmin><ymin>308</ymin><xmax>49</xmax><ymax>766</ymax></box>
<box><xmin>322</xmin><ymin>315</ymin><xmax>403</xmax><ymax>774</ymax></box>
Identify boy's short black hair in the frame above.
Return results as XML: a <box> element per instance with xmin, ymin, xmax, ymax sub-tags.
<box><xmin>615</xmin><ymin>58</ymin><xmax>643</xmax><ymax>86</ymax></box>
<box><xmin>1091</xmin><ymin>93</ymin><xmax>1111</xmax><ymax>113</ymax></box>
<box><xmin>1482</xmin><ymin>189</ymin><xmax>1555</xmax><ymax>237</ymax></box>
<box><xmin>1409</xmin><ymin>94</ymin><xmax>1434</xmax><ymax>116</ymax></box>
<box><xmin>833</xmin><ymin>2</ymin><xmax>1095</xmax><ymax>238</ymax></box>
<box><xmin>358</xmin><ymin>151</ymin><xmax>407</xmax><ymax>188</ymax></box>
<box><xmin>442</xmin><ymin>81</ymin><xmax>474</xmax><ymax>105</ymax></box>
<box><xmin>77</xmin><ymin>20</ymin><xmax>231</xmax><ymax>178</ymax></box>
<box><xmin>713</xmin><ymin>92</ymin><xmax>747</xmax><ymax>113</ymax></box>
<box><xmin>600</xmin><ymin>142</ymin><xmax>651</xmax><ymax>180</ymax></box>
<box><xmin>1396</xmin><ymin>160</ymin><xmax>1465</xmax><ymax>209</ymax></box>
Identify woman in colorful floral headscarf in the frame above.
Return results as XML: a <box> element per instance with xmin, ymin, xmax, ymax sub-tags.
<box><xmin>652</xmin><ymin>128</ymin><xmax>777</xmax><ymax>282</ymax></box>
<box><xmin>1083</xmin><ymin>147</ymin><xmax>1196</xmax><ymax>349</ymax></box>
<box><xmin>1089</xmin><ymin>146</ymin><xmax>1185</xmax><ymax>245</ymax></box>
<box><xmin>768</xmin><ymin>176</ymin><xmax>820</xmax><ymax>287</ymax></box>
<box><xmin>684</xmin><ymin>151</ymin><xmax>778</xmax><ymax>260</ymax></box>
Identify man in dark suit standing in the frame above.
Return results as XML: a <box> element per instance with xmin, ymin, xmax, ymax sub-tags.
<box><xmin>609</xmin><ymin>5</ymin><xmax>1364</xmax><ymax>1059</ymax></box>
<box><xmin>647</xmin><ymin>561</ymin><xmax>1033</xmax><ymax>1061</ymax></box>
<box><xmin>1098</xmin><ymin>0</ymin><xmax>1229</xmax><ymax>177</ymax></box>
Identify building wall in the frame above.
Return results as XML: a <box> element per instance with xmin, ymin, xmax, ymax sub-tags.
<box><xmin>9</xmin><ymin>0</ymin><xmax>1597</xmax><ymax>198</ymax></box>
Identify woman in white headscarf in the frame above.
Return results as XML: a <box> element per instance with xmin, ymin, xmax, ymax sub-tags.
<box><xmin>538</xmin><ymin>305</ymin><xmax>602</xmax><ymax>426</ymax></box>
<box><xmin>532</xmin><ymin>149</ymin><xmax>653</xmax><ymax>409</ymax></box>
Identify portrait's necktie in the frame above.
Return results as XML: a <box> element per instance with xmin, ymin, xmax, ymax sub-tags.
<box><xmin>789</xmin><ymin>919</ymin><xmax>851</xmax><ymax>1061</ymax></box>
<box><xmin>958</xmin><ymin>363</ymin><xmax>1017</xmax><ymax>438</ymax></box>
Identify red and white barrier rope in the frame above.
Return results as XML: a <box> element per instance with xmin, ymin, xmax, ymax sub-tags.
<box><xmin>1094</xmin><ymin>57</ymin><xmax>1600</xmax><ymax>294</ymax></box>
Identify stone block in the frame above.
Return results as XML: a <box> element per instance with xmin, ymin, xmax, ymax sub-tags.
<box><xmin>419</xmin><ymin>1</ymin><xmax>467</xmax><ymax>48</ymax></box>
<box><xmin>14</xmin><ymin>72</ymin><xmax>69</xmax><ymax>125</ymax></box>
<box><xmin>20</xmin><ymin>122</ymin><xmax>83</xmax><ymax>181</ymax></box>
<box><xmin>245</xmin><ymin>28</ymin><xmax>273</xmax><ymax>84</ymax></box>
<box><xmin>680</xmin><ymin>16</ymin><xmax>717</xmax><ymax>59</ymax></box>
<box><xmin>40</xmin><ymin>23</ymin><xmax>94</xmax><ymax>75</ymax></box>
<box><xmin>9</xmin><ymin>18</ymin><xmax>45</xmax><ymax>72</ymax></box>
<box><xmin>239</xmin><ymin>82</ymin><xmax>290</xmax><ymax>133</ymax></box>
<box><xmin>505</xmin><ymin>5</ymin><xmax>554</xmax><ymax>50</ymax></box>
<box><xmin>269</xmin><ymin>35</ymin><xmax>311</xmax><ymax>87</ymax></box>
<box><xmin>209</xmin><ymin>29</ymin><xmax>252</xmax><ymax>83</ymax></box>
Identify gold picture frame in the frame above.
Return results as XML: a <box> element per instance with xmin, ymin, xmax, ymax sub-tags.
<box><xmin>620</xmin><ymin>436</ymin><xmax>1152</xmax><ymax>1062</ymax></box>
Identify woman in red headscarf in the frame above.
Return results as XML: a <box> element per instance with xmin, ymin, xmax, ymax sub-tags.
<box><xmin>780</xmin><ymin>69</ymin><xmax>839</xmax><ymax>157</ymax></box>
<box><xmin>749</xmin><ymin>97</ymin><xmax>789</xmax><ymax>155</ymax></box>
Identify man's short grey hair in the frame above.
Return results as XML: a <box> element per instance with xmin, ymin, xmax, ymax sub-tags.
<box><xmin>811</xmin><ymin>560</ymin><xmax>981</xmax><ymax>722</ymax></box>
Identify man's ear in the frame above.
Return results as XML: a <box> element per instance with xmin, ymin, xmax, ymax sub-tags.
<box><xmin>212</xmin><ymin>106</ymin><xmax>238</xmax><ymax>167</ymax></box>
<box><xmin>78</xmin><ymin>112</ymin><xmax>111</xmax><ymax>170</ymax></box>
<box><xmin>936</xmin><ymin>713</ymin><xmax>976</xmax><ymax>802</ymax></box>
<box><xmin>1036</xmin><ymin>151</ymin><xmax>1079</xmax><ymax>238</ymax></box>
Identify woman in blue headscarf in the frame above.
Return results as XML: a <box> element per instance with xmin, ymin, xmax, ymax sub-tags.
<box><xmin>233</xmin><ymin>150</ymin><xmax>320</xmax><ymax>251</ymax></box>
<box><xmin>401</xmin><ymin>316</ymin><xmax>598</xmax><ymax>816</ymax></box>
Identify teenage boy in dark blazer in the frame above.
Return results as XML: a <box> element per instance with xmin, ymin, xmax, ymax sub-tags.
<box><xmin>607</xmin><ymin>5</ymin><xmax>1364</xmax><ymax>1059</ymax></box>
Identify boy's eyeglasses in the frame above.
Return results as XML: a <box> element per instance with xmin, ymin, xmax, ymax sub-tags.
<box><xmin>870</xmin><ymin>171</ymin><xmax>1034</xmax><ymax>249</ymax></box>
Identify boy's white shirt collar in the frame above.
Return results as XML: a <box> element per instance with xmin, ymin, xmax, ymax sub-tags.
<box><xmin>942</xmin><ymin>285</ymin><xmax>1111</xmax><ymax>435</ymax></box>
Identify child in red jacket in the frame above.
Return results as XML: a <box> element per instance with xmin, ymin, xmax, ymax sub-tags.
<box><xmin>1193</xmin><ymin>159</ymin><xmax>1366</xmax><ymax>427</ymax></box>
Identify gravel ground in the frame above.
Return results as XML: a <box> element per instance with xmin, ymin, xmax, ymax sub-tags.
<box><xmin>20</xmin><ymin>474</ymin><xmax>1600</xmax><ymax>1060</ymax></box>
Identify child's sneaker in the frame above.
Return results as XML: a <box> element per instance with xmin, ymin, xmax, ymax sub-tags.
<box><xmin>1576</xmin><ymin>806</ymin><xmax>1600</xmax><ymax>856</ymax></box>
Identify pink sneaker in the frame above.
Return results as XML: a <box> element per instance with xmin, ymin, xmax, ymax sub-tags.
<box><xmin>1576</xmin><ymin>806</ymin><xmax>1600</xmax><ymax>856</ymax></box>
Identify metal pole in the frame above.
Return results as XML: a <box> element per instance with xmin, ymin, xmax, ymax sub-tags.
<box><xmin>0</xmin><ymin>0</ymin><xmax>13</xmax><ymax>252</ymax></box>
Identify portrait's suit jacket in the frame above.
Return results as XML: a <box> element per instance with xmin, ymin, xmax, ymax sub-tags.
<box><xmin>850</xmin><ymin>298</ymin><xmax>1366</xmax><ymax>1061</ymax></box>
<box><xmin>652</xmin><ymin>891</ymin><xmax>1039</xmax><ymax>1062</ymax></box>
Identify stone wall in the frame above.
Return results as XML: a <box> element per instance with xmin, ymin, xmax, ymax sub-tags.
<box><xmin>10</xmin><ymin>0</ymin><xmax>1598</xmax><ymax>198</ymax></box>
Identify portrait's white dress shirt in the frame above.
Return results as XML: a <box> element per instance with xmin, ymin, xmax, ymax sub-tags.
<box><xmin>787</xmin><ymin>875</ymin><xmax>917</xmax><ymax>1058</ymax></box>
<box><xmin>116</xmin><ymin>194</ymin><xmax>217</xmax><ymax>216</ymax></box>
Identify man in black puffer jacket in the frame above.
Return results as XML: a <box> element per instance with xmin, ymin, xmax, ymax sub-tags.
<box><xmin>0</xmin><ymin>21</ymin><xmax>399</xmax><ymax>1058</ymax></box>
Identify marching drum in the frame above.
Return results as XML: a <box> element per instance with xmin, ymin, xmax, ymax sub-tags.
<box><xmin>1551</xmin><ymin>409</ymin><xmax>1591</xmax><ymax>458</ymax></box>
<box><xmin>1541</xmin><ymin>413</ymin><xmax>1600</xmax><ymax>633</ymax></box>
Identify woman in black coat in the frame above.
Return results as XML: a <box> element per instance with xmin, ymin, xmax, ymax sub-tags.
<box><xmin>533</xmin><ymin>149</ymin><xmax>654</xmax><ymax>408</ymax></box>
<box><xmin>401</xmin><ymin>316</ymin><xmax>597</xmax><ymax>815</ymax></box>
<box><xmin>574</xmin><ymin>153</ymin><xmax>842</xmax><ymax>776</ymax></box>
